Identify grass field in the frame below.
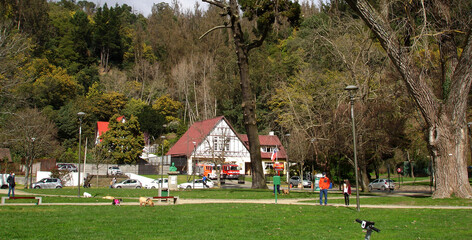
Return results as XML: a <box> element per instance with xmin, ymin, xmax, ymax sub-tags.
<box><xmin>2</xmin><ymin>187</ymin><xmax>472</xmax><ymax>239</ymax></box>
<box><xmin>1</xmin><ymin>203</ymin><xmax>471</xmax><ymax>239</ymax></box>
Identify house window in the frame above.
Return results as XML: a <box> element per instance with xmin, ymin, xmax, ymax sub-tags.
<box><xmin>261</xmin><ymin>146</ymin><xmax>276</xmax><ymax>153</ymax></box>
<box><xmin>213</xmin><ymin>137</ymin><xmax>230</xmax><ymax>151</ymax></box>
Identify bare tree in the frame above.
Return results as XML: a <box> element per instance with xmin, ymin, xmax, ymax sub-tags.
<box><xmin>345</xmin><ymin>0</ymin><xmax>472</xmax><ymax>198</ymax></box>
<box><xmin>0</xmin><ymin>108</ymin><xmax>59</xmax><ymax>188</ymax></box>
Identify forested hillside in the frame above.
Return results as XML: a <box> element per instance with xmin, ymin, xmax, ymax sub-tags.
<box><xmin>1</xmin><ymin>0</ymin><xmax>471</xmax><ymax>196</ymax></box>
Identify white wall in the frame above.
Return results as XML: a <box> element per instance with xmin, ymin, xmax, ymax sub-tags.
<box><xmin>36</xmin><ymin>171</ymin><xmax>85</xmax><ymax>187</ymax></box>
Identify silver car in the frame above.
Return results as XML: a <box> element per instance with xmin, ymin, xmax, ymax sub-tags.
<box><xmin>289</xmin><ymin>176</ymin><xmax>312</xmax><ymax>188</ymax></box>
<box><xmin>32</xmin><ymin>178</ymin><xmax>63</xmax><ymax>189</ymax></box>
<box><xmin>368</xmin><ymin>179</ymin><xmax>395</xmax><ymax>191</ymax></box>
<box><xmin>112</xmin><ymin>179</ymin><xmax>142</xmax><ymax>189</ymax></box>
<box><xmin>57</xmin><ymin>163</ymin><xmax>77</xmax><ymax>172</ymax></box>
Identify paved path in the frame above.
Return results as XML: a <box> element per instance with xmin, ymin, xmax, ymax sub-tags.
<box><xmin>1</xmin><ymin>189</ymin><xmax>471</xmax><ymax>209</ymax></box>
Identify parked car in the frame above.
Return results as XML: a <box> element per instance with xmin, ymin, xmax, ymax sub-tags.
<box><xmin>56</xmin><ymin>163</ymin><xmax>77</xmax><ymax>172</ymax></box>
<box><xmin>289</xmin><ymin>176</ymin><xmax>312</xmax><ymax>188</ymax></box>
<box><xmin>108</xmin><ymin>166</ymin><xmax>122</xmax><ymax>175</ymax></box>
<box><xmin>32</xmin><ymin>178</ymin><xmax>63</xmax><ymax>189</ymax></box>
<box><xmin>368</xmin><ymin>179</ymin><xmax>395</xmax><ymax>191</ymax></box>
<box><xmin>112</xmin><ymin>179</ymin><xmax>142</xmax><ymax>189</ymax></box>
<box><xmin>178</xmin><ymin>179</ymin><xmax>214</xmax><ymax>189</ymax></box>
<box><xmin>145</xmin><ymin>178</ymin><xmax>169</xmax><ymax>189</ymax></box>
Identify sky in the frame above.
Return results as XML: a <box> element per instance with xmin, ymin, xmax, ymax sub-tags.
<box><xmin>88</xmin><ymin>0</ymin><xmax>203</xmax><ymax>16</ymax></box>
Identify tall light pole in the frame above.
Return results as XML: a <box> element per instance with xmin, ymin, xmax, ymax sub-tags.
<box><xmin>160</xmin><ymin>135</ymin><xmax>166</xmax><ymax>196</ymax></box>
<box><xmin>30</xmin><ymin>137</ymin><xmax>36</xmax><ymax>189</ymax></box>
<box><xmin>345</xmin><ymin>85</ymin><xmax>360</xmax><ymax>211</ymax></box>
<box><xmin>285</xmin><ymin>133</ymin><xmax>290</xmax><ymax>191</ymax></box>
<box><xmin>192</xmin><ymin>141</ymin><xmax>196</xmax><ymax>189</ymax></box>
<box><xmin>77</xmin><ymin>112</ymin><xmax>86</xmax><ymax>198</ymax></box>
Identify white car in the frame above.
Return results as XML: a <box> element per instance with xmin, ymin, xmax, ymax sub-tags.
<box><xmin>112</xmin><ymin>179</ymin><xmax>142</xmax><ymax>189</ymax></box>
<box><xmin>178</xmin><ymin>179</ymin><xmax>214</xmax><ymax>189</ymax></box>
<box><xmin>108</xmin><ymin>166</ymin><xmax>122</xmax><ymax>175</ymax></box>
<box><xmin>145</xmin><ymin>178</ymin><xmax>169</xmax><ymax>189</ymax></box>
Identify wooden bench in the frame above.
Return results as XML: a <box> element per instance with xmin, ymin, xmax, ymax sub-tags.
<box><xmin>1</xmin><ymin>196</ymin><xmax>42</xmax><ymax>205</ymax></box>
<box><xmin>152</xmin><ymin>196</ymin><xmax>179</xmax><ymax>204</ymax></box>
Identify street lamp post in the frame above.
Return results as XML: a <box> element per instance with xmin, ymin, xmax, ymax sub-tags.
<box><xmin>30</xmin><ymin>137</ymin><xmax>36</xmax><ymax>189</ymax></box>
<box><xmin>77</xmin><ymin>112</ymin><xmax>86</xmax><ymax>198</ymax></box>
<box><xmin>345</xmin><ymin>85</ymin><xmax>360</xmax><ymax>211</ymax></box>
<box><xmin>160</xmin><ymin>135</ymin><xmax>166</xmax><ymax>196</ymax></box>
<box><xmin>192</xmin><ymin>141</ymin><xmax>196</xmax><ymax>189</ymax></box>
<box><xmin>285</xmin><ymin>133</ymin><xmax>290</xmax><ymax>191</ymax></box>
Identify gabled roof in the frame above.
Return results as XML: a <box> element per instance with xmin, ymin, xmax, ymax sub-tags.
<box><xmin>238</xmin><ymin>134</ymin><xmax>287</xmax><ymax>160</ymax></box>
<box><xmin>167</xmin><ymin>116</ymin><xmax>240</xmax><ymax>157</ymax></box>
<box><xmin>95</xmin><ymin>116</ymin><xmax>126</xmax><ymax>144</ymax></box>
<box><xmin>96</xmin><ymin>121</ymin><xmax>109</xmax><ymax>138</ymax></box>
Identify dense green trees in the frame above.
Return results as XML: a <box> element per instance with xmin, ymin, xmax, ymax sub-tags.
<box><xmin>0</xmin><ymin>0</ymin><xmax>469</xmax><ymax>197</ymax></box>
<box><xmin>98</xmin><ymin>114</ymin><xmax>144</xmax><ymax>164</ymax></box>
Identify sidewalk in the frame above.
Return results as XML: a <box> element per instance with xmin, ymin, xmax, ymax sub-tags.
<box><xmin>1</xmin><ymin>188</ymin><xmax>470</xmax><ymax>209</ymax></box>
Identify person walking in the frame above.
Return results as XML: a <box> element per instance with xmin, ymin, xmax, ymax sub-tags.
<box><xmin>7</xmin><ymin>172</ymin><xmax>15</xmax><ymax>197</ymax></box>
<box><xmin>110</xmin><ymin>177</ymin><xmax>116</xmax><ymax>188</ymax></box>
<box><xmin>319</xmin><ymin>172</ymin><xmax>330</xmax><ymax>205</ymax></box>
<box><xmin>202</xmin><ymin>175</ymin><xmax>208</xmax><ymax>188</ymax></box>
<box><xmin>343</xmin><ymin>179</ymin><xmax>352</xmax><ymax>206</ymax></box>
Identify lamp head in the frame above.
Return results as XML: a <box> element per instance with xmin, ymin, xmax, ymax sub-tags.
<box><xmin>77</xmin><ymin>112</ymin><xmax>86</xmax><ymax>118</ymax></box>
<box><xmin>344</xmin><ymin>85</ymin><xmax>358</xmax><ymax>91</ymax></box>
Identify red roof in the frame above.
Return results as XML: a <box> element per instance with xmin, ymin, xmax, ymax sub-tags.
<box><xmin>238</xmin><ymin>134</ymin><xmax>287</xmax><ymax>160</ymax></box>
<box><xmin>97</xmin><ymin>121</ymin><xmax>109</xmax><ymax>138</ymax></box>
<box><xmin>166</xmin><ymin>116</ymin><xmax>287</xmax><ymax>160</ymax></box>
<box><xmin>166</xmin><ymin>116</ymin><xmax>226</xmax><ymax>157</ymax></box>
<box><xmin>96</xmin><ymin>116</ymin><xmax>125</xmax><ymax>141</ymax></box>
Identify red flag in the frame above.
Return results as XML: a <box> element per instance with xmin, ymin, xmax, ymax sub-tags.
<box><xmin>271</xmin><ymin>149</ymin><xmax>277</xmax><ymax>162</ymax></box>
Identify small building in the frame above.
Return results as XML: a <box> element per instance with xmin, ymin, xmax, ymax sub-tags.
<box><xmin>239</xmin><ymin>132</ymin><xmax>287</xmax><ymax>175</ymax></box>
<box><xmin>166</xmin><ymin>116</ymin><xmax>287</xmax><ymax>176</ymax></box>
<box><xmin>95</xmin><ymin>116</ymin><xmax>126</xmax><ymax>144</ymax></box>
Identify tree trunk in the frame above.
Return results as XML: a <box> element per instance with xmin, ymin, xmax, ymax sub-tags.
<box><xmin>429</xmin><ymin>118</ymin><xmax>471</xmax><ymax>198</ymax></box>
<box><xmin>229</xmin><ymin>0</ymin><xmax>266</xmax><ymax>189</ymax></box>
<box><xmin>346</xmin><ymin>0</ymin><xmax>472</xmax><ymax>199</ymax></box>
<box><xmin>406</xmin><ymin>151</ymin><xmax>415</xmax><ymax>178</ymax></box>
<box><xmin>360</xmin><ymin>163</ymin><xmax>369</xmax><ymax>192</ymax></box>
<box><xmin>24</xmin><ymin>163</ymin><xmax>30</xmax><ymax>189</ymax></box>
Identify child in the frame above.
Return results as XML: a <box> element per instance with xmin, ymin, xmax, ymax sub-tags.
<box><xmin>343</xmin><ymin>179</ymin><xmax>352</xmax><ymax>206</ymax></box>
<box><xmin>112</xmin><ymin>198</ymin><xmax>121</xmax><ymax>206</ymax></box>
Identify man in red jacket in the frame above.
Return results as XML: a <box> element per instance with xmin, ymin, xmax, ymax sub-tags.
<box><xmin>319</xmin><ymin>172</ymin><xmax>330</xmax><ymax>205</ymax></box>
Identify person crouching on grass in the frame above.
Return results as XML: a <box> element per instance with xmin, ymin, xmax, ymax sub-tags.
<box><xmin>319</xmin><ymin>172</ymin><xmax>330</xmax><ymax>205</ymax></box>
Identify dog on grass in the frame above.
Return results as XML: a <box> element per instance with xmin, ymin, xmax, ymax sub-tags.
<box><xmin>282</xmin><ymin>189</ymin><xmax>290</xmax><ymax>195</ymax></box>
<box><xmin>139</xmin><ymin>197</ymin><xmax>154</xmax><ymax>207</ymax></box>
<box><xmin>83</xmin><ymin>192</ymin><xmax>92</xmax><ymax>198</ymax></box>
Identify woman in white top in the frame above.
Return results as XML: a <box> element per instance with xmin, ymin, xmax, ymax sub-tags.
<box><xmin>343</xmin><ymin>179</ymin><xmax>351</xmax><ymax>206</ymax></box>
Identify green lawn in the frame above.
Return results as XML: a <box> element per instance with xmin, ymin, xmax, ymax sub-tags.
<box><xmin>19</xmin><ymin>187</ymin><xmax>322</xmax><ymax>200</ymax></box>
<box><xmin>1</xmin><ymin>204</ymin><xmax>471</xmax><ymax>239</ymax></box>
